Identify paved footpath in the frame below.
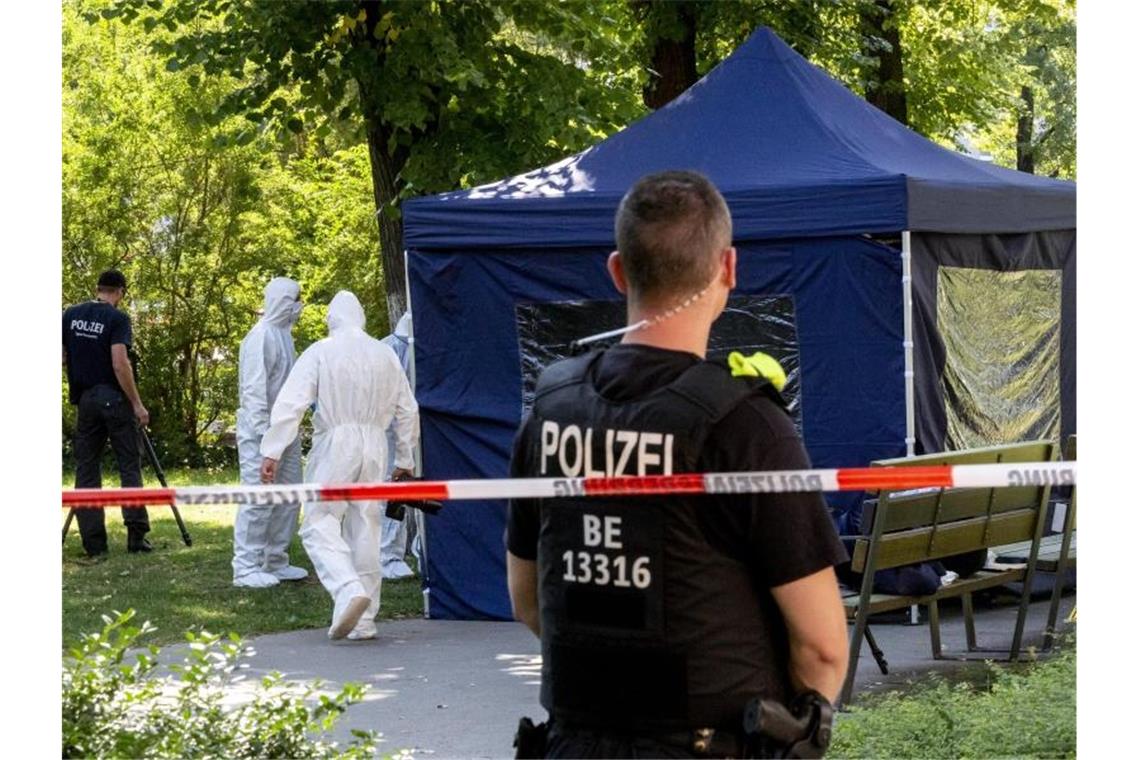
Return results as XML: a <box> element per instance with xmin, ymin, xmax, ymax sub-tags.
<box><xmin>230</xmin><ymin>593</ymin><xmax>1074</xmax><ymax>758</ymax></box>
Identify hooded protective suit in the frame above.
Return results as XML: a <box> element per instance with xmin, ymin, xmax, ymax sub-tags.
<box><xmin>379</xmin><ymin>312</ymin><xmax>416</xmax><ymax>579</ymax></box>
<box><xmin>233</xmin><ymin>277</ymin><xmax>305</xmax><ymax>587</ymax></box>
<box><xmin>261</xmin><ymin>291</ymin><xmax>419</xmax><ymax>640</ymax></box>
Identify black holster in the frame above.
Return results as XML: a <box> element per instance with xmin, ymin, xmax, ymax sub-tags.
<box><xmin>514</xmin><ymin>716</ymin><xmax>549</xmax><ymax>759</ymax></box>
<box><xmin>742</xmin><ymin>691</ymin><xmax>834</xmax><ymax>759</ymax></box>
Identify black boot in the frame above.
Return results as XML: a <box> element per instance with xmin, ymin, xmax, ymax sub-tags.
<box><xmin>127</xmin><ymin>532</ymin><xmax>153</xmax><ymax>553</ymax></box>
<box><xmin>82</xmin><ymin>537</ymin><xmax>109</xmax><ymax>558</ymax></box>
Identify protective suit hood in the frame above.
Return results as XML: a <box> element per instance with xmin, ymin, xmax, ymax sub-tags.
<box><xmin>327</xmin><ymin>290</ymin><xmax>366</xmax><ymax>334</ymax></box>
<box><xmin>262</xmin><ymin>277</ymin><xmax>301</xmax><ymax>327</ymax></box>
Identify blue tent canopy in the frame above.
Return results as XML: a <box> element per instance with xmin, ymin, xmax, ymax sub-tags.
<box><xmin>405</xmin><ymin>27</ymin><xmax>1073</xmax><ymax>250</ymax></box>
<box><xmin>403</xmin><ymin>27</ymin><xmax>1075</xmax><ymax>621</ymax></box>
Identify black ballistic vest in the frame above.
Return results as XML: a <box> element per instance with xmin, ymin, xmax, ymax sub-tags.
<box><xmin>530</xmin><ymin>351</ymin><xmax>790</xmax><ymax>731</ymax></box>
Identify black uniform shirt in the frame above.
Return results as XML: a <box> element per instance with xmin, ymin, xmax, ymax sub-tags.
<box><xmin>62</xmin><ymin>300</ymin><xmax>132</xmax><ymax>404</ymax></box>
<box><xmin>508</xmin><ymin>343</ymin><xmax>847</xmax><ymax>587</ymax></box>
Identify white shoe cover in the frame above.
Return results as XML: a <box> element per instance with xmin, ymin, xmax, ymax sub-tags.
<box><xmin>234</xmin><ymin>571</ymin><xmax>281</xmax><ymax>589</ymax></box>
<box><xmin>329</xmin><ymin>594</ymin><xmax>371</xmax><ymax>640</ymax></box>
<box><xmin>271</xmin><ymin>565</ymin><xmax>309</xmax><ymax>582</ymax></box>
<box><xmin>381</xmin><ymin>559</ymin><xmax>414</xmax><ymax>580</ymax></box>
<box><xmin>347</xmin><ymin>620</ymin><xmax>378</xmax><ymax>640</ymax></box>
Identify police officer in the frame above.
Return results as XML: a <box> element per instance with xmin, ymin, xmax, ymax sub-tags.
<box><xmin>506</xmin><ymin>171</ymin><xmax>849</xmax><ymax>758</ymax></box>
<box><xmin>63</xmin><ymin>269</ymin><xmax>151</xmax><ymax>557</ymax></box>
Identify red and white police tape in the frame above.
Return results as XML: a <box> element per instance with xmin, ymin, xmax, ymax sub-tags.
<box><xmin>62</xmin><ymin>461</ymin><xmax>1076</xmax><ymax>509</ymax></box>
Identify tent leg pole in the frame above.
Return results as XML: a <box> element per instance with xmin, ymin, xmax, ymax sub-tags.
<box><xmin>404</xmin><ymin>249</ymin><xmax>431</xmax><ymax>614</ymax></box>
<box><xmin>902</xmin><ymin>230</ymin><xmax>916</xmax><ymax>458</ymax></box>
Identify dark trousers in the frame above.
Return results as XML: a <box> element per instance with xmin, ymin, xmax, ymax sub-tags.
<box><xmin>73</xmin><ymin>385</ymin><xmax>149</xmax><ymax>555</ymax></box>
<box><xmin>545</xmin><ymin>724</ymin><xmax>698</xmax><ymax>759</ymax></box>
<box><xmin>544</xmin><ymin>722</ymin><xmax>768</xmax><ymax>759</ymax></box>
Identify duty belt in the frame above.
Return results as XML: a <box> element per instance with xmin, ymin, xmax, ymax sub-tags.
<box><xmin>658</xmin><ymin>727</ymin><xmax>747</xmax><ymax>758</ymax></box>
<box><xmin>553</xmin><ymin>724</ymin><xmax>748</xmax><ymax>758</ymax></box>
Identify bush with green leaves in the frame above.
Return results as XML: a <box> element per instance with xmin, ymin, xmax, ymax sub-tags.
<box><xmin>62</xmin><ymin>610</ymin><xmax>377</xmax><ymax>759</ymax></box>
<box><xmin>831</xmin><ymin>645</ymin><xmax>1076</xmax><ymax>759</ymax></box>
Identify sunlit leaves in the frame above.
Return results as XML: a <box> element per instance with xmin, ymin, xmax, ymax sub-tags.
<box><xmin>62</xmin><ymin>610</ymin><xmax>378</xmax><ymax>758</ymax></box>
<box><xmin>63</xmin><ymin>0</ymin><xmax>384</xmax><ymax>461</ymax></box>
<box><xmin>106</xmin><ymin>0</ymin><xmax>643</xmax><ymax>197</ymax></box>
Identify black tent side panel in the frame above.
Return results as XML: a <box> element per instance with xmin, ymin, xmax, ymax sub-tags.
<box><xmin>911</xmin><ymin>231</ymin><xmax>1076</xmax><ymax>453</ymax></box>
<box><xmin>906</xmin><ymin>177</ymin><xmax>1076</xmax><ymax>234</ymax></box>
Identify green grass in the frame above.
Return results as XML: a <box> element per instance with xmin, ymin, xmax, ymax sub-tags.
<box><xmin>62</xmin><ymin>465</ymin><xmax>243</xmax><ymax>489</ymax></box>
<box><xmin>832</xmin><ymin>643</ymin><xmax>1076</xmax><ymax>759</ymax></box>
<box><xmin>62</xmin><ymin>467</ymin><xmax>423</xmax><ymax>648</ymax></box>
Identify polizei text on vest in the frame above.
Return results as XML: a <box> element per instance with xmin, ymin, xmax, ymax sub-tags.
<box><xmin>540</xmin><ymin>420</ymin><xmax>675</xmax><ymax>477</ymax></box>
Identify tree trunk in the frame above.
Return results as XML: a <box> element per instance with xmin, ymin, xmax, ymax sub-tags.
<box><xmin>363</xmin><ymin>116</ymin><xmax>409</xmax><ymax>330</ymax></box>
<box><xmin>860</xmin><ymin>0</ymin><xmax>908</xmax><ymax>125</ymax></box>
<box><xmin>356</xmin><ymin>1</ymin><xmax>411</xmax><ymax>332</ymax></box>
<box><xmin>637</xmin><ymin>1</ymin><xmax>699</xmax><ymax>110</ymax></box>
<box><xmin>1016</xmin><ymin>85</ymin><xmax>1035</xmax><ymax>174</ymax></box>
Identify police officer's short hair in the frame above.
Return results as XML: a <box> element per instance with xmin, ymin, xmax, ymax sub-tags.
<box><xmin>96</xmin><ymin>269</ymin><xmax>128</xmax><ymax>292</ymax></box>
<box><xmin>614</xmin><ymin>171</ymin><xmax>732</xmax><ymax>302</ymax></box>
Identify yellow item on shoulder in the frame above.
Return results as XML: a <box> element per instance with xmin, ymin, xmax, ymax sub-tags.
<box><xmin>727</xmin><ymin>351</ymin><xmax>787</xmax><ymax>392</ymax></box>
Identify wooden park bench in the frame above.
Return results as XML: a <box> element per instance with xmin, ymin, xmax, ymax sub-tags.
<box><xmin>995</xmin><ymin>434</ymin><xmax>1076</xmax><ymax>651</ymax></box>
<box><xmin>838</xmin><ymin>440</ymin><xmax>1056</xmax><ymax>707</ymax></box>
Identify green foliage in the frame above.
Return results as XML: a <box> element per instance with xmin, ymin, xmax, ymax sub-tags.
<box><xmin>970</xmin><ymin>0</ymin><xmax>1076</xmax><ymax>177</ymax></box>
<box><xmin>618</xmin><ymin>0</ymin><xmax>1076</xmax><ymax>178</ymax></box>
<box><xmin>831</xmin><ymin>647</ymin><xmax>1076</xmax><ymax>758</ymax></box>
<box><xmin>109</xmin><ymin>0</ymin><xmax>644</xmax><ymax>194</ymax></box>
<box><xmin>63</xmin><ymin>0</ymin><xmax>387</xmax><ymax>462</ymax></box>
<box><xmin>847</xmin><ymin>0</ymin><xmax>1075</xmax><ymax>178</ymax></box>
<box><xmin>62</xmin><ymin>0</ymin><xmax>1075</xmax><ymax>460</ymax></box>
<box><xmin>62</xmin><ymin>609</ymin><xmax>377</xmax><ymax>759</ymax></box>
<box><xmin>65</xmin><ymin>0</ymin><xmax>268</xmax><ymax>461</ymax></box>
<box><xmin>103</xmin><ymin>0</ymin><xmax>648</xmax><ymax>328</ymax></box>
<box><xmin>895</xmin><ymin>2</ymin><xmax>1020</xmax><ymax>137</ymax></box>
<box><xmin>889</xmin><ymin>0</ymin><xmax>1073</xmax><ymax>178</ymax></box>
<box><xmin>242</xmin><ymin>144</ymin><xmax>389</xmax><ymax>343</ymax></box>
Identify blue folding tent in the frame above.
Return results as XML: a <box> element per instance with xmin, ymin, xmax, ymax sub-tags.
<box><xmin>401</xmin><ymin>27</ymin><xmax>1076</xmax><ymax>620</ymax></box>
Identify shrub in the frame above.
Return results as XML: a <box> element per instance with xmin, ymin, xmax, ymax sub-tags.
<box><xmin>831</xmin><ymin>646</ymin><xmax>1076</xmax><ymax>759</ymax></box>
<box><xmin>62</xmin><ymin>610</ymin><xmax>377</xmax><ymax>759</ymax></box>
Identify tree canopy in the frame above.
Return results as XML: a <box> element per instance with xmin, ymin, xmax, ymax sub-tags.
<box><xmin>62</xmin><ymin>0</ymin><xmax>1075</xmax><ymax>463</ymax></box>
<box><xmin>103</xmin><ymin>0</ymin><xmax>644</xmax><ymax>327</ymax></box>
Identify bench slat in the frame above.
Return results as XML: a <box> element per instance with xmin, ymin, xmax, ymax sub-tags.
<box><xmin>997</xmin><ymin>534</ymin><xmax>1076</xmax><ymax>565</ymax></box>
<box><xmin>842</xmin><ymin>568</ymin><xmax>1028</xmax><ymax>617</ymax></box>
<box><xmin>878</xmin><ymin>487</ymin><xmax>1041</xmax><ymax>532</ymax></box>
<box><xmin>851</xmin><ymin>509</ymin><xmax>1038</xmax><ymax>572</ymax></box>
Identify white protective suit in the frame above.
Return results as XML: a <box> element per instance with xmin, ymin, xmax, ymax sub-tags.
<box><xmin>379</xmin><ymin>312</ymin><xmax>415</xmax><ymax>580</ymax></box>
<box><xmin>233</xmin><ymin>277</ymin><xmax>305</xmax><ymax>588</ymax></box>
<box><xmin>260</xmin><ymin>291</ymin><xmax>419</xmax><ymax>640</ymax></box>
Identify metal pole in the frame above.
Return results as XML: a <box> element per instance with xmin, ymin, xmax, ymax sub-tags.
<box><xmin>901</xmin><ymin>231</ymin><xmax>920</xmax><ymax>625</ymax></box>
<box><xmin>902</xmin><ymin>230</ymin><xmax>916</xmax><ymax>458</ymax></box>
<box><xmin>139</xmin><ymin>427</ymin><xmax>193</xmax><ymax>546</ymax></box>
<box><xmin>62</xmin><ymin>508</ymin><xmax>76</xmax><ymax>545</ymax></box>
<box><xmin>404</xmin><ymin>249</ymin><xmax>431</xmax><ymax>618</ymax></box>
